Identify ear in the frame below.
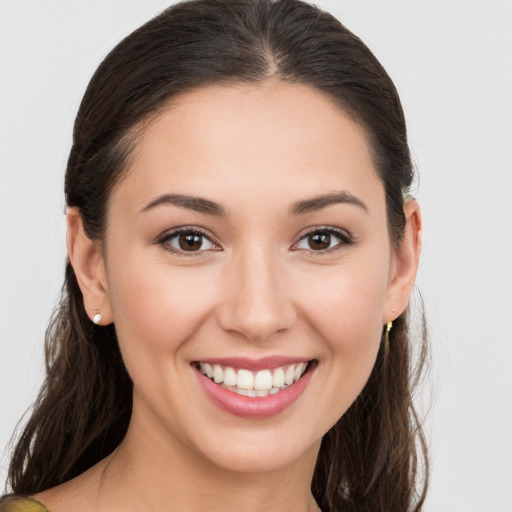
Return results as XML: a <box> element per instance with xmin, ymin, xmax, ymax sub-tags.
<box><xmin>67</xmin><ymin>207</ymin><xmax>113</xmax><ymax>325</ymax></box>
<box><xmin>383</xmin><ymin>199</ymin><xmax>422</xmax><ymax>324</ymax></box>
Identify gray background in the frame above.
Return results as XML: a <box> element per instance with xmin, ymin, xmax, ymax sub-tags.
<box><xmin>1</xmin><ymin>1</ymin><xmax>511</xmax><ymax>510</ymax></box>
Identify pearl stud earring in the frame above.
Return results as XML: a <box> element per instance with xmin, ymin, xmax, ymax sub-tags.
<box><xmin>93</xmin><ymin>311</ymin><xmax>102</xmax><ymax>325</ymax></box>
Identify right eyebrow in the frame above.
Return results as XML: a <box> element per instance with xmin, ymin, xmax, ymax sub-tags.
<box><xmin>141</xmin><ymin>193</ymin><xmax>228</xmax><ymax>216</ymax></box>
<box><xmin>289</xmin><ymin>191</ymin><xmax>368</xmax><ymax>216</ymax></box>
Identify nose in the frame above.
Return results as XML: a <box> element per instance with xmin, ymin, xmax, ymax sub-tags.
<box><xmin>217</xmin><ymin>247</ymin><xmax>296</xmax><ymax>342</ymax></box>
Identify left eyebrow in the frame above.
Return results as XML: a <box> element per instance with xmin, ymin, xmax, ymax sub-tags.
<box><xmin>141</xmin><ymin>193</ymin><xmax>228</xmax><ymax>216</ymax></box>
<box><xmin>289</xmin><ymin>191</ymin><xmax>368</xmax><ymax>215</ymax></box>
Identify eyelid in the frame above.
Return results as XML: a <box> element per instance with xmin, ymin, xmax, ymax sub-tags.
<box><xmin>156</xmin><ymin>226</ymin><xmax>222</xmax><ymax>256</ymax></box>
<box><xmin>155</xmin><ymin>225</ymin><xmax>353</xmax><ymax>256</ymax></box>
<box><xmin>291</xmin><ymin>226</ymin><xmax>354</xmax><ymax>253</ymax></box>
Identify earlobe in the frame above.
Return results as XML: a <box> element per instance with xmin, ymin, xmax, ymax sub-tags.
<box><xmin>383</xmin><ymin>199</ymin><xmax>422</xmax><ymax>323</ymax></box>
<box><xmin>66</xmin><ymin>208</ymin><xmax>113</xmax><ymax>325</ymax></box>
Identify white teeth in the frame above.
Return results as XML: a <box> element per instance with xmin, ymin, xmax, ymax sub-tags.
<box><xmin>235</xmin><ymin>388</ymin><xmax>256</xmax><ymax>397</ymax></box>
<box><xmin>202</xmin><ymin>362</ymin><xmax>213</xmax><ymax>379</ymax></box>
<box><xmin>272</xmin><ymin>367</ymin><xmax>285</xmax><ymax>388</ymax></box>
<box><xmin>237</xmin><ymin>369</ymin><xmax>254</xmax><ymax>390</ymax></box>
<box><xmin>285</xmin><ymin>365</ymin><xmax>295</xmax><ymax>385</ymax></box>
<box><xmin>294</xmin><ymin>363</ymin><xmax>306</xmax><ymax>382</ymax></box>
<box><xmin>213</xmin><ymin>364</ymin><xmax>223</xmax><ymax>384</ymax></box>
<box><xmin>198</xmin><ymin>361</ymin><xmax>310</xmax><ymax>396</ymax></box>
<box><xmin>254</xmin><ymin>370</ymin><xmax>273</xmax><ymax>391</ymax></box>
<box><xmin>223</xmin><ymin>367</ymin><xmax>237</xmax><ymax>387</ymax></box>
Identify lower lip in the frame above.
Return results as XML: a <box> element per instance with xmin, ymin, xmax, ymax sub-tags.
<box><xmin>194</xmin><ymin>363</ymin><xmax>315</xmax><ymax>419</ymax></box>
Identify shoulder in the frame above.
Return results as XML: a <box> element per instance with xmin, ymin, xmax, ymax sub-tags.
<box><xmin>0</xmin><ymin>496</ymin><xmax>51</xmax><ymax>512</ymax></box>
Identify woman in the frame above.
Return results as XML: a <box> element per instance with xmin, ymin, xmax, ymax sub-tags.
<box><xmin>1</xmin><ymin>0</ymin><xmax>428</xmax><ymax>511</ymax></box>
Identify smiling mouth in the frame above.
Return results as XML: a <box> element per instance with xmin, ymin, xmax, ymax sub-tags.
<box><xmin>193</xmin><ymin>361</ymin><xmax>313</xmax><ymax>397</ymax></box>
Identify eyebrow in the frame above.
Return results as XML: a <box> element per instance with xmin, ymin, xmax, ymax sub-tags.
<box><xmin>141</xmin><ymin>194</ymin><xmax>228</xmax><ymax>216</ymax></box>
<box><xmin>289</xmin><ymin>191</ymin><xmax>368</xmax><ymax>215</ymax></box>
<box><xmin>141</xmin><ymin>190</ymin><xmax>367</xmax><ymax>217</ymax></box>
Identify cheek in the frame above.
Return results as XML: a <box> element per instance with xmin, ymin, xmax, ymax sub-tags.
<box><xmin>297</xmin><ymin>260</ymin><xmax>388</xmax><ymax>351</ymax></box>
<box><xmin>310</xmin><ymin>279</ymin><xmax>384</xmax><ymax>419</ymax></box>
<box><xmin>106</xmin><ymin>255</ymin><xmax>217</xmax><ymax>362</ymax></box>
<box><xmin>295</xmin><ymin>257</ymin><xmax>388</xmax><ymax>403</ymax></box>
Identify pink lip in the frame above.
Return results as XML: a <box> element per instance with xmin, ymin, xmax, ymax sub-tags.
<box><xmin>194</xmin><ymin>355</ymin><xmax>311</xmax><ymax>371</ymax></box>
<box><xmin>193</xmin><ymin>361</ymin><xmax>316</xmax><ymax>419</ymax></box>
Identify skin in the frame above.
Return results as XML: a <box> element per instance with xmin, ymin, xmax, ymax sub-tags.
<box><xmin>35</xmin><ymin>80</ymin><xmax>421</xmax><ymax>512</ymax></box>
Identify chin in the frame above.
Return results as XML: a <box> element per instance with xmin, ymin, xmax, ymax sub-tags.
<box><xmin>191</xmin><ymin>430</ymin><xmax>321</xmax><ymax>475</ymax></box>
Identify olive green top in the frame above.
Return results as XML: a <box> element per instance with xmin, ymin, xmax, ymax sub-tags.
<box><xmin>0</xmin><ymin>497</ymin><xmax>50</xmax><ymax>512</ymax></box>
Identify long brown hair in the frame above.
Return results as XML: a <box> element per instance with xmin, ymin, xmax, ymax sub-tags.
<box><xmin>7</xmin><ymin>1</ymin><xmax>429</xmax><ymax>510</ymax></box>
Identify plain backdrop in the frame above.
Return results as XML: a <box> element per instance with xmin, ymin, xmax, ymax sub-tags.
<box><xmin>1</xmin><ymin>1</ymin><xmax>511</xmax><ymax>511</ymax></box>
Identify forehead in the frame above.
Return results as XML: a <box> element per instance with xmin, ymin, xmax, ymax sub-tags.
<box><xmin>112</xmin><ymin>80</ymin><xmax>383</xmax><ymax>215</ymax></box>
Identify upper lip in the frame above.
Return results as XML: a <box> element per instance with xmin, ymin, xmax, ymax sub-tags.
<box><xmin>191</xmin><ymin>355</ymin><xmax>312</xmax><ymax>371</ymax></box>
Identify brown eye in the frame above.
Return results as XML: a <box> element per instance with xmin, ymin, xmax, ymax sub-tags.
<box><xmin>160</xmin><ymin>229</ymin><xmax>219</xmax><ymax>254</ymax></box>
<box><xmin>295</xmin><ymin>228</ymin><xmax>352</xmax><ymax>252</ymax></box>
<box><xmin>179</xmin><ymin>233</ymin><xmax>204</xmax><ymax>251</ymax></box>
<box><xmin>308</xmin><ymin>233</ymin><xmax>331</xmax><ymax>250</ymax></box>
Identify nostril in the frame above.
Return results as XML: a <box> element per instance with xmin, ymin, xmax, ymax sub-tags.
<box><xmin>217</xmin><ymin>310</ymin><xmax>295</xmax><ymax>343</ymax></box>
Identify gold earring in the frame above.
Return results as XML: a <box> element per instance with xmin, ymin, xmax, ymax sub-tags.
<box><xmin>93</xmin><ymin>310</ymin><xmax>102</xmax><ymax>325</ymax></box>
<box><xmin>385</xmin><ymin>321</ymin><xmax>392</xmax><ymax>361</ymax></box>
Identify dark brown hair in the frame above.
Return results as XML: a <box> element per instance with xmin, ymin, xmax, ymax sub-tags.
<box><xmin>7</xmin><ymin>1</ymin><xmax>429</xmax><ymax>510</ymax></box>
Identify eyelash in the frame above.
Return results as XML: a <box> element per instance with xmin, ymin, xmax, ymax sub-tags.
<box><xmin>157</xmin><ymin>226</ymin><xmax>354</xmax><ymax>256</ymax></box>
<box><xmin>157</xmin><ymin>227</ymin><xmax>221</xmax><ymax>256</ymax></box>
<box><xmin>292</xmin><ymin>227</ymin><xmax>354</xmax><ymax>254</ymax></box>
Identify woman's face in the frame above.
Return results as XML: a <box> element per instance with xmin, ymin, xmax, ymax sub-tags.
<box><xmin>99</xmin><ymin>81</ymin><xmax>403</xmax><ymax>473</ymax></box>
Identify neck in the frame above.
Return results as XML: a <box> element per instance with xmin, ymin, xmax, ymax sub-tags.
<box><xmin>97</xmin><ymin>405</ymin><xmax>321</xmax><ymax>512</ymax></box>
